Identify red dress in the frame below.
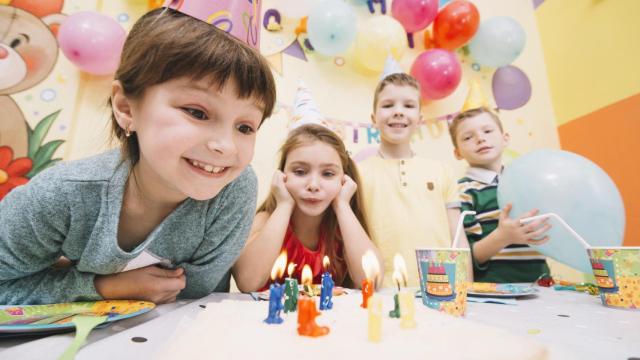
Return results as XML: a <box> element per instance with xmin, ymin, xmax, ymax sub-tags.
<box><xmin>260</xmin><ymin>224</ymin><xmax>343</xmax><ymax>290</ymax></box>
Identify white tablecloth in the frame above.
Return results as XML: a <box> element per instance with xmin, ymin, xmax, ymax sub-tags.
<box><xmin>1</xmin><ymin>287</ymin><xmax>638</xmax><ymax>359</ymax></box>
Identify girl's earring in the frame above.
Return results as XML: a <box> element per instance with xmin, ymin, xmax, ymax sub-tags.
<box><xmin>125</xmin><ymin>124</ymin><xmax>132</xmax><ymax>138</ymax></box>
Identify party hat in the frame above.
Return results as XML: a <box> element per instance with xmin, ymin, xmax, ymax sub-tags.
<box><xmin>162</xmin><ymin>0</ymin><xmax>261</xmax><ymax>50</ymax></box>
<box><xmin>380</xmin><ymin>55</ymin><xmax>404</xmax><ymax>80</ymax></box>
<box><xmin>460</xmin><ymin>79</ymin><xmax>490</xmax><ymax>112</ymax></box>
<box><xmin>289</xmin><ymin>79</ymin><xmax>330</xmax><ymax>131</ymax></box>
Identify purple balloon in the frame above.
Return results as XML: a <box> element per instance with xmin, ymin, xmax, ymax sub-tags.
<box><xmin>492</xmin><ymin>65</ymin><xmax>532</xmax><ymax>110</ymax></box>
<box><xmin>58</xmin><ymin>11</ymin><xmax>126</xmax><ymax>75</ymax></box>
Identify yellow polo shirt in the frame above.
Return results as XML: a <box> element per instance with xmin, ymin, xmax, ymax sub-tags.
<box><xmin>358</xmin><ymin>156</ymin><xmax>460</xmax><ymax>287</ymax></box>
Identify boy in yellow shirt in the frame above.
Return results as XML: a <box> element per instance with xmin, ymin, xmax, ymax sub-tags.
<box><xmin>358</xmin><ymin>68</ymin><xmax>470</xmax><ymax>287</ymax></box>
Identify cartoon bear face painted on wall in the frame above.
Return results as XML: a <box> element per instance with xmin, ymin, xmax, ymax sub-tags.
<box><xmin>0</xmin><ymin>3</ymin><xmax>63</xmax><ymax>158</ymax></box>
<box><xmin>0</xmin><ymin>4</ymin><xmax>60</xmax><ymax>95</ymax></box>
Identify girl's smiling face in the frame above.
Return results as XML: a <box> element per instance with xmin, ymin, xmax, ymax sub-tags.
<box><xmin>121</xmin><ymin>76</ymin><xmax>264</xmax><ymax>202</ymax></box>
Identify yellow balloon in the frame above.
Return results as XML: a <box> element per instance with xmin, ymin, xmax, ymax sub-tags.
<box><xmin>355</xmin><ymin>16</ymin><xmax>407</xmax><ymax>72</ymax></box>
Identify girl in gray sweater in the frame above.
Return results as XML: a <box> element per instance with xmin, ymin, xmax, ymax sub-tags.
<box><xmin>0</xmin><ymin>7</ymin><xmax>275</xmax><ymax>305</ymax></box>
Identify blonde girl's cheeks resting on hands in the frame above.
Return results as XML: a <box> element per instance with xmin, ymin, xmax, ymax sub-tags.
<box><xmin>332</xmin><ymin>174</ymin><xmax>357</xmax><ymax>209</ymax></box>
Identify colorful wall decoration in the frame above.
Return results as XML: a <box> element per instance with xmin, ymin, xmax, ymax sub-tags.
<box><xmin>535</xmin><ymin>0</ymin><xmax>640</xmax><ymax>246</ymax></box>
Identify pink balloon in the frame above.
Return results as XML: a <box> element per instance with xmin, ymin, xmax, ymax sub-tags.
<box><xmin>391</xmin><ymin>0</ymin><xmax>439</xmax><ymax>33</ymax></box>
<box><xmin>58</xmin><ymin>11</ymin><xmax>126</xmax><ymax>75</ymax></box>
<box><xmin>410</xmin><ymin>49</ymin><xmax>462</xmax><ymax>100</ymax></box>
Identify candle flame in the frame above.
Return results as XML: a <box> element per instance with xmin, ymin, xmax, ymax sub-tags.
<box><xmin>361</xmin><ymin>250</ymin><xmax>380</xmax><ymax>281</ymax></box>
<box><xmin>392</xmin><ymin>270</ymin><xmax>402</xmax><ymax>290</ymax></box>
<box><xmin>301</xmin><ymin>264</ymin><xmax>313</xmax><ymax>286</ymax></box>
<box><xmin>270</xmin><ymin>251</ymin><xmax>287</xmax><ymax>281</ymax></box>
<box><xmin>287</xmin><ymin>263</ymin><xmax>296</xmax><ymax>277</ymax></box>
<box><xmin>323</xmin><ymin>255</ymin><xmax>330</xmax><ymax>270</ymax></box>
<box><xmin>393</xmin><ymin>253</ymin><xmax>408</xmax><ymax>287</ymax></box>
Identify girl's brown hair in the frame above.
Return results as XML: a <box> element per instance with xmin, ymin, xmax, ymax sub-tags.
<box><xmin>257</xmin><ymin>124</ymin><xmax>370</xmax><ymax>285</ymax></box>
<box><xmin>109</xmin><ymin>8</ymin><xmax>276</xmax><ymax>164</ymax></box>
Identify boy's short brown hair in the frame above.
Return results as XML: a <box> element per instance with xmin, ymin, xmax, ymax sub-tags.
<box><xmin>110</xmin><ymin>8</ymin><xmax>276</xmax><ymax>164</ymax></box>
<box><xmin>372</xmin><ymin>73</ymin><xmax>421</xmax><ymax>111</ymax></box>
<box><xmin>449</xmin><ymin>107</ymin><xmax>503</xmax><ymax>147</ymax></box>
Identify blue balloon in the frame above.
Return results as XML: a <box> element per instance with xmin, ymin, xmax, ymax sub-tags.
<box><xmin>468</xmin><ymin>16</ymin><xmax>526</xmax><ymax>68</ymax></box>
<box><xmin>307</xmin><ymin>0</ymin><xmax>358</xmax><ymax>56</ymax></box>
<box><xmin>498</xmin><ymin>150</ymin><xmax>625</xmax><ymax>273</ymax></box>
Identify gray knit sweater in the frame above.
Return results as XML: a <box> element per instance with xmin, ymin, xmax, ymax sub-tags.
<box><xmin>0</xmin><ymin>150</ymin><xmax>257</xmax><ymax>305</ymax></box>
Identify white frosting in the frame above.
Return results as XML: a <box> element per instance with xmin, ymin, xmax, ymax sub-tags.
<box><xmin>156</xmin><ymin>293</ymin><xmax>547</xmax><ymax>359</ymax></box>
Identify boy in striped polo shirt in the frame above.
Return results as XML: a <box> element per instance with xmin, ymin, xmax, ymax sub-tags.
<box><xmin>450</xmin><ymin>107</ymin><xmax>551</xmax><ymax>283</ymax></box>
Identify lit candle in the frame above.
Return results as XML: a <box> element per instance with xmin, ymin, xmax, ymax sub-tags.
<box><xmin>398</xmin><ymin>291</ymin><xmax>416</xmax><ymax>329</ymax></box>
<box><xmin>361</xmin><ymin>250</ymin><xmax>380</xmax><ymax>308</ymax></box>
<box><xmin>395</xmin><ymin>254</ymin><xmax>416</xmax><ymax>329</ymax></box>
<box><xmin>264</xmin><ymin>251</ymin><xmax>286</xmax><ymax>324</ymax></box>
<box><xmin>389</xmin><ymin>254</ymin><xmax>406</xmax><ymax>318</ymax></box>
<box><xmin>368</xmin><ymin>294</ymin><xmax>383</xmax><ymax>342</ymax></box>
<box><xmin>297</xmin><ymin>265</ymin><xmax>330</xmax><ymax>337</ymax></box>
<box><xmin>389</xmin><ymin>270</ymin><xmax>402</xmax><ymax>319</ymax></box>
<box><xmin>319</xmin><ymin>256</ymin><xmax>334</xmax><ymax>311</ymax></box>
<box><xmin>284</xmin><ymin>263</ymin><xmax>298</xmax><ymax>313</ymax></box>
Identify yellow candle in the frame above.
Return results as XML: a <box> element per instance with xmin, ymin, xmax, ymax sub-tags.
<box><xmin>398</xmin><ymin>291</ymin><xmax>416</xmax><ymax>329</ymax></box>
<box><xmin>367</xmin><ymin>294</ymin><xmax>382</xmax><ymax>342</ymax></box>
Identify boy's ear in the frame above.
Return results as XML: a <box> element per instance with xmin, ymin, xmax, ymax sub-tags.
<box><xmin>453</xmin><ymin>147</ymin><xmax>463</xmax><ymax>160</ymax></box>
<box><xmin>503</xmin><ymin>131</ymin><xmax>511</xmax><ymax>146</ymax></box>
<box><xmin>111</xmin><ymin>80</ymin><xmax>135</xmax><ymax>132</ymax></box>
<box><xmin>370</xmin><ymin>113</ymin><xmax>378</xmax><ymax>128</ymax></box>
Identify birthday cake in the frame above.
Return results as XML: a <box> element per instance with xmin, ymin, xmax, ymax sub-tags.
<box><xmin>426</xmin><ymin>265</ymin><xmax>454</xmax><ymax>299</ymax></box>
<box><xmin>155</xmin><ymin>293</ymin><xmax>548</xmax><ymax>360</ymax></box>
<box><xmin>591</xmin><ymin>261</ymin><xmax>616</xmax><ymax>290</ymax></box>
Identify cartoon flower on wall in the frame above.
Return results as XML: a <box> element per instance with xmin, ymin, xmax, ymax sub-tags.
<box><xmin>0</xmin><ymin>146</ymin><xmax>33</xmax><ymax>200</ymax></box>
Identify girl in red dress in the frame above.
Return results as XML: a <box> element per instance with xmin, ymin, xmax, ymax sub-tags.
<box><xmin>233</xmin><ymin>124</ymin><xmax>383</xmax><ymax>291</ymax></box>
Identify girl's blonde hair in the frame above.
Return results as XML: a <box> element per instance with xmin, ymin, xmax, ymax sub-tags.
<box><xmin>257</xmin><ymin>124</ymin><xmax>370</xmax><ymax>284</ymax></box>
<box><xmin>109</xmin><ymin>8</ymin><xmax>276</xmax><ymax>165</ymax></box>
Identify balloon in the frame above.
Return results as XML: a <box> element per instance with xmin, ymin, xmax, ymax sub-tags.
<box><xmin>58</xmin><ymin>11</ymin><xmax>126</xmax><ymax>75</ymax></box>
<box><xmin>307</xmin><ymin>0</ymin><xmax>358</xmax><ymax>56</ymax></box>
<box><xmin>10</xmin><ymin>0</ymin><xmax>64</xmax><ymax>18</ymax></box>
<box><xmin>391</xmin><ymin>0</ymin><xmax>439</xmax><ymax>33</ymax></box>
<box><xmin>354</xmin><ymin>16</ymin><xmax>407</xmax><ymax>72</ymax></box>
<box><xmin>498</xmin><ymin>150</ymin><xmax>625</xmax><ymax>273</ymax></box>
<box><xmin>278</xmin><ymin>0</ymin><xmax>315</xmax><ymax>18</ymax></box>
<box><xmin>468</xmin><ymin>16</ymin><xmax>526</xmax><ymax>68</ymax></box>
<box><xmin>492</xmin><ymin>65</ymin><xmax>532</xmax><ymax>110</ymax></box>
<box><xmin>410</xmin><ymin>49</ymin><xmax>461</xmax><ymax>100</ymax></box>
<box><xmin>432</xmin><ymin>0</ymin><xmax>479</xmax><ymax>50</ymax></box>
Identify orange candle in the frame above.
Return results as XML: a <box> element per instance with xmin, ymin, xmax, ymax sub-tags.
<box><xmin>297</xmin><ymin>265</ymin><xmax>329</xmax><ymax>337</ymax></box>
<box><xmin>360</xmin><ymin>250</ymin><xmax>380</xmax><ymax>308</ymax></box>
<box><xmin>361</xmin><ymin>279</ymin><xmax>373</xmax><ymax>308</ymax></box>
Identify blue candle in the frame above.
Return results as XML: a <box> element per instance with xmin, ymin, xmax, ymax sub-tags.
<box><xmin>320</xmin><ymin>256</ymin><xmax>334</xmax><ymax>311</ymax></box>
<box><xmin>264</xmin><ymin>252</ymin><xmax>287</xmax><ymax>324</ymax></box>
<box><xmin>264</xmin><ymin>282</ymin><xmax>284</xmax><ymax>324</ymax></box>
<box><xmin>320</xmin><ymin>272</ymin><xmax>334</xmax><ymax>310</ymax></box>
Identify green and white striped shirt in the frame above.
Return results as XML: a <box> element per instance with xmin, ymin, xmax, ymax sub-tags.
<box><xmin>459</xmin><ymin>167</ymin><xmax>549</xmax><ymax>283</ymax></box>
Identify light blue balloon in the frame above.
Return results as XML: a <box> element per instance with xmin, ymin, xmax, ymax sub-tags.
<box><xmin>307</xmin><ymin>0</ymin><xmax>358</xmax><ymax>56</ymax></box>
<box><xmin>468</xmin><ymin>16</ymin><xmax>526</xmax><ymax>68</ymax></box>
<box><xmin>497</xmin><ymin>150</ymin><xmax>625</xmax><ymax>273</ymax></box>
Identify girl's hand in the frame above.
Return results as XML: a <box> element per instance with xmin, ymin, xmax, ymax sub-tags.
<box><xmin>272</xmin><ymin>170</ymin><xmax>295</xmax><ymax>208</ymax></box>
<box><xmin>94</xmin><ymin>266</ymin><xmax>186</xmax><ymax>304</ymax></box>
<box><xmin>332</xmin><ymin>175</ymin><xmax>357</xmax><ymax>209</ymax></box>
